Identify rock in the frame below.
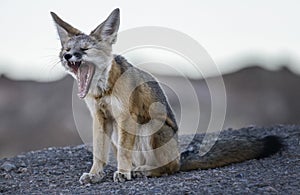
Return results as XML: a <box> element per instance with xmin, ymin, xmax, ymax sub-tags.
<box><xmin>261</xmin><ymin>186</ymin><xmax>278</xmax><ymax>193</ymax></box>
<box><xmin>4</xmin><ymin>173</ymin><xmax>12</xmax><ymax>179</ymax></box>
<box><xmin>73</xmin><ymin>145</ymin><xmax>86</xmax><ymax>150</ymax></box>
<box><xmin>17</xmin><ymin>167</ymin><xmax>28</xmax><ymax>173</ymax></box>
<box><xmin>235</xmin><ymin>173</ymin><xmax>244</xmax><ymax>178</ymax></box>
<box><xmin>1</xmin><ymin>162</ymin><xmax>16</xmax><ymax>172</ymax></box>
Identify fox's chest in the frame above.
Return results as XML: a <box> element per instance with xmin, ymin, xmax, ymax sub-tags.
<box><xmin>85</xmin><ymin>95</ymin><xmax>123</xmax><ymax>119</ymax></box>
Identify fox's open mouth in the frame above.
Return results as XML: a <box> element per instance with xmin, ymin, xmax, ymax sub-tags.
<box><xmin>67</xmin><ymin>61</ymin><xmax>95</xmax><ymax>99</ymax></box>
<box><xmin>68</xmin><ymin>61</ymin><xmax>81</xmax><ymax>73</ymax></box>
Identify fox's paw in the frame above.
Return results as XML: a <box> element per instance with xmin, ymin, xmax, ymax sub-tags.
<box><xmin>113</xmin><ymin>171</ymin><xmax>131</xmax><ymax>182</ymax></box>
<box><xmin>131</xmin><ymin>166</ymin><xmax>153</xmax><ymax>178</ymax></box>
<box><xmin>79</xmin><ymin>172</ymin><xmax>105</xmax><ymax>185</ymax></box>
<box><xmin>131</xmin><ymin>171</ymin><xmax>146</xmax><ymax>178</ymax></box>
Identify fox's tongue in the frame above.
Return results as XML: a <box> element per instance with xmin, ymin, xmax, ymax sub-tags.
<box><xmin>76</xmin><ymin>63</ymin><xmax>95</xmax><ymax>99</ymax></box>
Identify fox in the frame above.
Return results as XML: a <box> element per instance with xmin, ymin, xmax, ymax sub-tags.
<box><xmin>50</xmin><ymin>8</ymin><xmax>283</xmax><ymax>184</ymax></box>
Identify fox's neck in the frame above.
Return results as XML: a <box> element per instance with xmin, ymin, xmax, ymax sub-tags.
<box><xmin>89</xmin><ymin>57</ymin><xmax>121</xmax><ymax>98</ymax></box>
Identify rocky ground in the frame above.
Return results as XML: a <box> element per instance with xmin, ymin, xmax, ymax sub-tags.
<box><xmin>0</xmin><ymin>125</ymin><xmax>299</xmax><ymax>194</ymax></box>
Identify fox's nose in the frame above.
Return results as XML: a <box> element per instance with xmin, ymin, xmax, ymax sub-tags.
<box><xmin>64</xmin><ymin>54</ymin><xmax>72</xmax><ymax>60</ymax></box>
<box><xmin>64</xmin><ymin>52</ymin><xmax>82</xmax><ymax>61</ymax></box>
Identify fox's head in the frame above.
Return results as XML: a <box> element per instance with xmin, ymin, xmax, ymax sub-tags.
<box><xmin>51</xmin><ymin>8</ymin><xmax>120</xmax><ymax>98</ymax></box>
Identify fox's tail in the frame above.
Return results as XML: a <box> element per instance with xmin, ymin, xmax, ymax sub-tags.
<box><xmin>180</xmin><ymin>135</ymin><xmax>283</xmax><ymax>171</ymax></box>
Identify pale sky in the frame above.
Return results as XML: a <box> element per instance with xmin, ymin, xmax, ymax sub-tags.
<box><xmin>0</xmin><ymin>0</ymin><xmax>300</xmax><ymax>81</ymax></box>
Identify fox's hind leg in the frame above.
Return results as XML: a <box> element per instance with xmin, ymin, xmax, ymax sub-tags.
<box><xmin>132</xmin><ymin>125</ymin><xmax>180</xmax><ymax>178</ymax></box>
<box><xmin>132</xmin><ymin>158</ymin><xmax>180</xmax><ymax>178</ymax></box>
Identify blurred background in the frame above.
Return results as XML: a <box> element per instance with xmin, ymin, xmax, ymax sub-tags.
<box><xmin>1</xmin><ymin>0</ymin><xmax>300</xmax><ymax>158</ymax></box>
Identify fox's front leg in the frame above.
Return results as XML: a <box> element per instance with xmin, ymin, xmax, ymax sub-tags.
<box><xmin>113</xmin><ymin>119</ymin><xmax>136</xmax><ymax>182</ymax></box>
<box><xmin>79</xmin><ymin>113</ymin><xmax>111</xmax><ymax>184</ymax></box>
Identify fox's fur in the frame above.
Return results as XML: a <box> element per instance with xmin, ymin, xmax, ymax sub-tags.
<box><xmin>51</xmin><ymin>8</ymin><xmax>282</xmax><ymax>184</ymax></box>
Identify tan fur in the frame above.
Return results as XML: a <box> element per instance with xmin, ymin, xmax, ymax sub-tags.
<box><xmin>97</xmin><ymin>58</ymin><xmax>180</xmax><ymax>177</ymax></box>
<box><xmin>51</xmin><ymin>8</ymin><xmax>282</xmax><ymax>184</ymax></box>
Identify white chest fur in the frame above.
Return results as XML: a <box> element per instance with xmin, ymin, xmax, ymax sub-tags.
<box><xmin>84</xmin><ymin>94</ymin><xmax>123</xmax><ymax>120</ymax></box>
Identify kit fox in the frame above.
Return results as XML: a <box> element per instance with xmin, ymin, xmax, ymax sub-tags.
<box><xmin>50</xmin><ymin>8</ymin><xmax>282</xmax><ymax>184</ymax></box>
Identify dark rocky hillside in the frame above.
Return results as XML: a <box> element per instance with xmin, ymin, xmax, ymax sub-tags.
<box><xmin>0</xmin><ymin>125</ymin><xmax>299</xmax><ymax>194</ymax></box>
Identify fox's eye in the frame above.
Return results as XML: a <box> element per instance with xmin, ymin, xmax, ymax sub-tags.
<box><xmin>80</xmin><ymin>48</ymin><xmax>89</xmax><ymax>51</ymax></box>
<box><xmin>65</xmin><ymin>48</ymin><xmax>71</xmax><ymax>52</ymax></box>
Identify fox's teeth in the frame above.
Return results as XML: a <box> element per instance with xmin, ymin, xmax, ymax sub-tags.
<box><xmin>69</xmin><ymin>61</ymin><xmax>82</xmax><ymax>67</ymax></box>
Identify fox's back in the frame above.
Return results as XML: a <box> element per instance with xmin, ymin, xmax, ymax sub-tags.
<box><xmin>112</xmin><ymin>55</ymin><xmax>178</xmax><ymax>131</ymax></box>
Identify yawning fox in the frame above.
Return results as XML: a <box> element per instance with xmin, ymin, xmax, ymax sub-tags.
<box><xmin>51</xmin><ymin>8</ymin><xmax>282</xmax><ymax>184</ymax></box>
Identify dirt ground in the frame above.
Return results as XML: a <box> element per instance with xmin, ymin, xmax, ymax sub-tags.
<box><xmin>0</xmin><ymin>125</ymin><xmax>299</xmax><ymax>194</ymax></box>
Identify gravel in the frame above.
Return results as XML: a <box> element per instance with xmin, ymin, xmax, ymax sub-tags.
<box><xmin>0</xmin><ymin>125</ymin><xmax>299</xmax><ymax>194</ymax></box>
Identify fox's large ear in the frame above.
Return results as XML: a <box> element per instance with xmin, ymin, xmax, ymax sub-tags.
<box><xmin>90</xmin><ymin>8</ymin><xmax>120</xmax><ymax>44</ymax></box>
<box><xmin>50</xmin><ymin>12</ymin><xmax>82</xmax><ymax>46</ymax></box>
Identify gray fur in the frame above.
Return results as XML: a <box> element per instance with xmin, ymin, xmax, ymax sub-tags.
<box><xmin>114</xmin><ymin>55</ymin><xmax>178</xmax><ymax>131</ymax></box>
